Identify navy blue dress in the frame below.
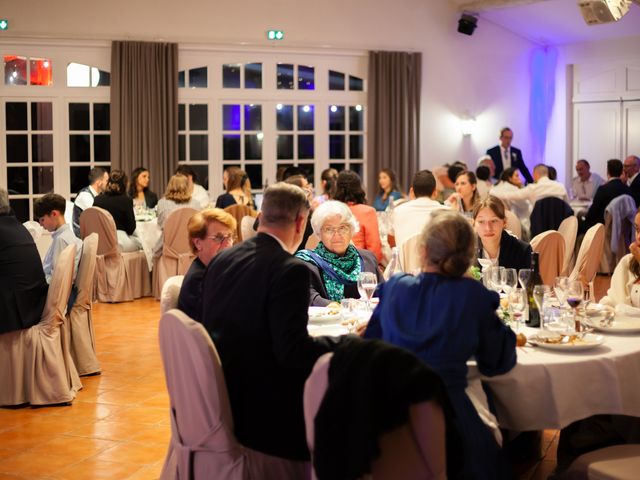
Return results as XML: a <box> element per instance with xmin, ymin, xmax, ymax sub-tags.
<box><xmin>364</xmin><ymin>272</ymin><xmax>516</xmax><ymax>479</ymax></box>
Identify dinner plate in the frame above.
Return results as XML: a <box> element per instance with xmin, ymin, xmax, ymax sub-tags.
<box><xmin>585</xmin><ymin>303</ymin><xmax>609</xmax><ymax>317</ymax></box>
<box><xmin>528</xmin><ymin>333</ymin><xmax>605</xmax><ymax>351</ymax></box>
<box><xmin>307</xmin><ymin>324</ymin><xmax>349</xmax><ymax>337</ymax></box>
<box><xmin>584</xmin><ymin>317</ymin><xmax>640</xmax><ymax>334</ymax></box>
<box><xmin>308</xmin><ymin>306</ymin><xmax>341</xmax><ymax>323</ymax></box>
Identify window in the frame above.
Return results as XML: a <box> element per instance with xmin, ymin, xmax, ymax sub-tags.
<box><xmin>222</xmin><ymin>63</ymin><xmax>262</xmax><ymax>89</ymax></box>
<box><xmin>66</xmin><ymin>63</ymin><xmax>110</xmax><ymax>87</ymax></box>
<box><xmin>277</xmin><ymin>64</ymin><xmax>315</xmax><ymax>90</ymax></box>
<box><xmin>276</xmin><ymin>103</ymin><xmax>315</xmax><ymax>182</ymax></box>
<box><xmin>328</xmin><ymin>104</ymin><xmax>365</xmax><ymax>178</ymax></box>
<box><xmin>222</xmin><ymin>103</ymin><xmax>264</xmax><ymax>189</ymax></box>
<box><xmin>178</xmin><ymin>103</ymin><xmax>210</xmax><ymax>189</ymax></box>
<box><xmin>178</xmin><ymin>66</ymin><xmax>208</xmax><ymax>88</ymax></box>
<box><xmin>4</xmin><ymin>55</ymin><xmax>53</xmax><ymax>86</ymax></box>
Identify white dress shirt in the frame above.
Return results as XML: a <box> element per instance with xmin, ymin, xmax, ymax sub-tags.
<box><xmin>571</xmin><ymin>173</ymin><xmax>604</xmax><ymax>200</ymax></box>
<box><xmin>501</xmin><ymin>146</ymin><xmax>512</xmax><ymax>169</ymax></box>
<box><xmin>73</xmin><ymin>185</ymin><xmax>99</xmax><ymax>212</ymax></box>
<box><xmin>489</xmin><ymin>182</ymin><xmax>532</xmax><ymax>230</ymax></box>
<box><xmin>492</xmin><ymin>176</ymin><xmax>569</xmax><ymax>206</ymax></box>
<box><xmin>191</xmin><ymin>183</ymin><xmax>211</xmax><ymax>210</ymax></box>
<box><xmin>42</xmin><ymin>223</ymin><xmax>82</xmax><ymax>284</ymax></box>
<box><xmin>391</xmin><ymin>197</ymin><xmax>447</xmax><ymax>248</ymax></box>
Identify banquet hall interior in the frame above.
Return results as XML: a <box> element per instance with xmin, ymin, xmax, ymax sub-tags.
<box><xmin>2</xmin><ymin>0</ymin><xmax>640</xmax><ymax>478</ymax></box>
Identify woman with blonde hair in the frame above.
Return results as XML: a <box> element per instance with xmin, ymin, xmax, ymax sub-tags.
<box><xmin>215</xmin><ymin>166</ymin><xmax>254</xmax><ymax>209</ymax></box>
<box><xmin>364</xmin><ymin>209</ymin><xmax>516</xmax><ymax>479</ymax></box>
<box><xmin>156</xmin><ymin>174</ymin><xmax>201</xmax><ymax>228</ymax></box>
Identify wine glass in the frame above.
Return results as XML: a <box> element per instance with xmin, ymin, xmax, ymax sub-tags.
<box><xmin>554</xmin><ymin>276</ymin><xmax>569</xmax><ymax>307</ymax></box>
<box><xmin>357</xmin><ymin>272</ymin><xmax>378</xmax><ymax>311</ymax></box>
<box><xmin>566</xmin><ymin>280</ymin><xmax>584</xmax><ymax>331</ymax></box>
<box><xmin>501</xmin><ymin>268</ymin><xmax>518</xmax><ymax>295</ymax></box>
<box><xmin>486</xmin><ymin>266</ymin><xmax>504</xmax><ymax>293</ymax></box>
<box><xmin>508</xmin><ymin>288</ymin><xmax>526</xmax><ymax>332</ymax></box>
<box><xmin>518</xmin><ymin>269</ymin><xmax>532</xmax><ymax>290</ymax></box>
<box><xmin>533</xmin><ymin>285</ymin><xmax>551</xmax><ymax>329</ymax></box>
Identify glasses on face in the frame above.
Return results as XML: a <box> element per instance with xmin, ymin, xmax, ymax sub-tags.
<box><xmin>207</xmin><ymin>233</ymin><xmax>234</xmax><ymax>244</ymax></box>
<box><xmin>321</xmin><ymin>225</ymin><xmax>351</xmax><ymax>236</ymax></box>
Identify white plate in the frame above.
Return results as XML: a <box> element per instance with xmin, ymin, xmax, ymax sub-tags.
<box><xmin>529</xmin><ymin>333</ymin><xmax>605</xmax><ymax>351</ymax></box>
<box><xmin>307</xmin><ymin>324</ymin><xmax>349</xmax><ymax>337</ymax></box>
<box><xmin>308</xmin><ymin>306</ymin><xmax>341</xmax><ymax>323</ymax></box>
<box><xmin>585</xmin><ymin>303</ymin><xmax>609</xmax><ymax>317</ymax></box>
<box><xmin>585</xmin><ymin>317</ymin><xmax>640</xmax><ymax>334</ymax></box>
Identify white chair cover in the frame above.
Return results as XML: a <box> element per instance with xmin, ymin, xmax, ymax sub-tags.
<box><xmin>0</xmin><ymin>244</ymin><xmax>82</xmax><ymax>406</ymax></box>
<box><xmin>240</xmin><ymin>216</ymin><xmax>257</xmax><ymax>242</ymax></box>
<box><xmin>152</xmin><ymin>207</ymin><xmax>198</xmax><ymax>299</ymax></box>
<box><xmin>398</xmin><ymin>232</ymin><xmax>422</xmax><ymax>274</ymax></box>
<box><xmin>504</xmin><ymin>209</ymin><xmax>522</xmax><ymax>240</ymax></box>
<box><xmin>601</xmin><ymin>194</ymin><xmax>636</xmax><ymax>274</ymax></box>
<box><xmin>24</xmin><ymin>220</ymin><xmax>52</xmax><ymax>260</ymax></box>
<box><xmin>558</xmin><ymin>216</ymin><xmax>578</xmax><ymax>276</ymax></box>
<box><xmin>160</xmin><ymin>275</ymin><xmax>184</xmax><ymax>315</ymax></box>
<box><xmin>566</xmin><ymin>444</ymin><xmax>640</xmax><ymax>480</ymax></box>
<box><xmin>570</xmin><ymin>223</ymin><xmax>605</xmax><ymax>300</ymax></box>
<box><xmin>67</xmin><ymin>233</ymin><xmax>101</xmax><ymax>376</ymax></box>
<box><xmin>530</xmin><ymin>231</ymin><xmax>565</xmax><ymax>286</ymax></box>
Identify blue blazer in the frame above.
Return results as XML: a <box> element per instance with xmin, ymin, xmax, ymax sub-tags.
<box><xmin>486</xmin><ymin>145</ymin><xmax>533</xmax><ymax>184</ymax></box>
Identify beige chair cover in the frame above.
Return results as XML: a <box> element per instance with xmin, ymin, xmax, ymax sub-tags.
<box><xmin>160</xmin><ymin>275</ymin><xmax>184</xmax><ymax>315</ymax></box>
<box><xmin>152</xmin><ymin>207</ymin><xmax>198</xmax><ymax>299</ymax></box>
<box><xmin>530</xmin><ymin>231</ymin><xmax>565</xmax><ymax>286</ymax></box>
<box><xmin>0</xmin><ymin>244</ymin><xmax>82</xmax><ymax>406</ymax></box>
<box><xmin>67</xmin><ymin>233</ymin><xmax>101</xmax><ymax>376</ymax></box>
<box><xmin>240</xmin><ymin>215</ymin><xmax>257</xmax><ymax>242</ymax></box>
<box><xmin>570</xmin><ymin>223</ymin><xmax>605</xmax><ymax>300</ymax></box>
<box><xmin>80</xmin><ymin>207</ymin><xmax>151</xmax><ymax>302</ymax></box>
<box><xmin>398</xmin><ymin>232</ymin><xmax>422</xmax><ymax>274</ymax></box>
<box><xmin>558</xmin><ymin>216</ymin><xmax>578</xmax><ymax>276</ymax></box>
<box><xmin>565</xmin><ymin>444</ymin><xmax>640</xmax><ymax>480</ymax></box>
<box><xmin>504</xmin><ymin>209</ymin><xmax>522</xmax><ymax>240</ymax></box>
<box><xmin>304</xmin><ymin>353</ymin><xmax>446</xmax><ymax>480</ymax></box>
<box><xmin>225</xmin><ymin>204</ymin><xmax>257</xmax><ymax>241</ymax></box>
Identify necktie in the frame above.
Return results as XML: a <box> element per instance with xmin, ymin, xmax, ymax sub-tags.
<box><xmin>504</xmin><ymin>148</ymin><xmax>510</xmax><ymax>167</ymax></box>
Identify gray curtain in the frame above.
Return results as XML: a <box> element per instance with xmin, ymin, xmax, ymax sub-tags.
<box><xmin>111</xmin><ymin>41</ymin><xmax>178</xmax><ymax>196</ymax></box>
<box><xmin>367</xmin><ymin>51</ymin><xmax>421</xmax><ymax>199</ymax></box>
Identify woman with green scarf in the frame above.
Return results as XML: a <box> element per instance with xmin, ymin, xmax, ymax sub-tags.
<box><xmin>296</xmin><ymin>200</ymin><xmax>383</xmax><ymax>306</ymax></box>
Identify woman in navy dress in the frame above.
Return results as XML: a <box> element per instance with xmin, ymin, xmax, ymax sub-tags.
<box><xmin>364</xmin><ymin>209</ymin><xmax>516</xmax><ymax>479</ymax></box>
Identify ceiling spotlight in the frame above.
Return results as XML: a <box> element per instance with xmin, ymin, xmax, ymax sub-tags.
<box><xmin>457</xmin><ymin>13</ymin><xmax>478</xmax><ymax>36</ymax></box>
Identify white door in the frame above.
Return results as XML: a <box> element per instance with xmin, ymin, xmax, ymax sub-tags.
<box><xmin>623</xmin><ymin>101</ymin><xmax>640</xmax><ymax>158</ymax></box>
<box><xmin>573</xmin><ymin>102</ymin><xmax>621</xmax><ymax>176</ymax></box>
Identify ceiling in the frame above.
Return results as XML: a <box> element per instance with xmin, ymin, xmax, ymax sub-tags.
<box><xmin>449</xmin><ymin>0</ymin><xmax>640</xmax><ymax>45</ymax></box>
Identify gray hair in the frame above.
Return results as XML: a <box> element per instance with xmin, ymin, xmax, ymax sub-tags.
<box><xmin>533</xmin><ymin>164</ymin><xmax>549</xmax><ymax>177</ymax></box>
<box><xmin>420</xmin><ymin>210</ymin><xmax>476</xmax><ymax>277</ymax></box>
<box><xmin>260</xmin><ymin>182</ymin><xmax>309</xmax><ymax>226</ymax></box>
<box><xmin>0</xmin><ymin>188</ymin><xmax>9</xmax><ymax>215</ymax></box>
<box><xmin>310</xmin><ymin>200</ymin><xmax>359</xmax><ymax>237</ymax></box>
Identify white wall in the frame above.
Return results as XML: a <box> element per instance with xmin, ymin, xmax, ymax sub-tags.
<box><xmin>4</xmin><ymin>0</ymin><xmax>537</xmax><ymax>171</ymax></box>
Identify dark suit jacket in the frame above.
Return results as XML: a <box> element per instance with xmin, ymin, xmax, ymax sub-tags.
<box><xmin>93</xmin><ymin>193</ymin><xmax>136</xmax><ymax>235</ymax></box>
<box><xmin>302</xmin><ymin>249</ymin><xmax>382</xmax><ymax>306</ymax></box>
<box><xmin>177</xmin><ymin>257</ymin><xmax>206</xmax><ymax>322</ymax></box>
<box><xmin>201</xmin><ymin>233</ymin><xmax>334</xmax><ymax>461</ymax></box>
<box><xmin>0</xmin><ymin>214</ymin><xmax>48</xmax><ymax>334</ymax></box>
<box><xmin>583</xmin><ymin>178</ymin><xmax>632</xmax><ymax>231</ymax></box>
<box><xmin>530</xmin><ymin>197</ymin><xmax>573</xmax><ymax>238</ymax></box>
<box><xmin>476</xmin><ymin>230</ymin><xmax>532</xmax><ymax>272</ymax></box>
<box><xmin>486</xmin><ymin>145</ymin><xmax>533</xmax><ymax>184</ymax></box>
<box><xmin>628</xmin><ymin>175</ymin><xmax>640</xmax><ymax>208</ymax></box>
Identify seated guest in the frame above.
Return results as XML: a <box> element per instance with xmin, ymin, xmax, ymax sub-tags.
<box><xmin>373</xmin><ymin>168</ymin><xmax>403</xmax><ymax>211</ymax></box>
<box><xmin>284</xmin><ymin>174</ymin><xmax>315</xmax><ymax>250</ymax></box>
<box><xmin>295</xmin><ymin>201</ymin><xmax>382</xmax><ymax>306</ymax></box>
<box><xmin>129</xmin><ymin>166</ymin><xmax>158</xmax><ymax>209</ymax></box>
<box><xmin>34</xmin><ymin>193</ymin><xmax>82</xmax><ymax>284</ymax></box>
<box><xmin>548</xmin><ymin>165</ymin><xmax>558</xmax><ymax>181</ymax></box>
<box><xmin>72</xmin><ymin>167</ymin><xmax>108</xmax><ymax>237</ymax></box>
<box><xmin>312</xmin><ymin>167</ymin><xmax>338</xmax><ymax>209</ymax></box>
<box><xmin>178</xmin><ymin>208</ymin><xmax>236</xmax><ymax>321</ymax></box>
<box><xmin>333</xmin><ymin>170</ymin><xmax>382</xmax><ymax>263</ymax></box>
<box><xmin>477</xmin><ymin>155</ymin><xmax>496</xmax><ymax>182</ymax></box>
<box><xmin>215</xmin><ymin>166</ymin><xmax>254</xmax><ymax>209</ymax></box>
<box><xmin>490</xmin><ymin>163</ymin><xmax>569</xmax><ymax>206</ymax></box>
<box><xmin>156</xmin><ymin>174</ymin><xmax>202</xmax><ymax>229</ymax></box>
<box><xmin>581</xmin><ymin>159</ymin><xmax>631</xmax><ymax>233</ymax></box>
<box><xmin>201</xmin><ymin>182</ymin><xmax>336</xmax><ymax>467</ymax></box>
<box><xmin>0</xmin><ymin>188</ymin><xmax>48</xmax><ymax>334</ymax></box>
<box><xmin>94</xmin><ymin>170</ymin><xmax>142</xmax><ymax>252</ymax></box>
<box><xmin>364</xmin><ymin>209</ymin><xmax>516</xmax><ymax>480</ymax></box>
<box><xmin>474</xmin><ymin>196</ymin><xmax>532</xmax><ymax>271</ymax></box>
<box><xmin>572</xmin><ymin>159</ymin><xmax>604</xmax><ymax>201</ymax></box>
<box><xmin>624</xmin><ymin>155</ymin><xmax>640</xmax><ymax>206</ymax></box>
<box><xmin>490</xmin><ymin>167</ymin><xmax>532</xmax><ymax>229</ymax></box>
<box><xmin>475</xmin><ymin>165</ymin><xmax>492</xmax><ymax>200</ymax></box>
<box><xmin>175</xmin><ymin>165</ymin><xmax>210</xmax><ymax>210</ymax></box>
<box><xmin>446</xmin><ymin>170</ymin><xmax>480</xmax><ymax>215</ymax></box>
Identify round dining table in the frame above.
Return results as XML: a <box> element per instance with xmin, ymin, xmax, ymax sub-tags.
<box><xmin>134</xmin><ymin>218</ymin><xmax>162</xmax><ymax>271</ymax></box>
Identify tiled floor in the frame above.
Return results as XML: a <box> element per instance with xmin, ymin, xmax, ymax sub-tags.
<box><xmin>0</xmin><ymin>275</ymin><xmax>612</xmax><ymax>479</ymax></box>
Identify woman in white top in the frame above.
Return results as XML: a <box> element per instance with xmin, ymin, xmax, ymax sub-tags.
<box><xmin>489</xmin><ymin>167</ymin><xmax>531</xmax><ymax>232</ymax></box>
<box><xmin>156</xmin><ymin>174</ymin><xmax>201</xmax><ymax>228</ymax></box>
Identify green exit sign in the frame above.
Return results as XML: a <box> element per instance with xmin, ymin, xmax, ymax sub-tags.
<box><xmin>267</xmin><ymin>30</ymin><xmax>284</xmax><ymax>40</ymax></box>
<box><xmin>0</xmin><ymin>20</ymin><xmax>8</xmax><ymax>31</ymax></box>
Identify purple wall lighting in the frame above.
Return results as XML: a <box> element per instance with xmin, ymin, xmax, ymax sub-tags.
<box><xmin>529</xmin><ymin>46</ymin><xmax>558</xmax><ymax>170</ymax></box>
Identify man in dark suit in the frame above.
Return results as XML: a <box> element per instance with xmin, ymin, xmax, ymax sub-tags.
<box><xmin>624</xmin><ymin>155</ymin><xmax>640</xmax><ymax>207</ymax></box>
<box><xmin>486</xmin><ymin>127</ymin><xmax>533</xmax><ymax>184</ymax></box>
<box><xmin>582</xmin><ymin>159</ymin><xmax>632</xmax><ymax>232</ymax></box>
<box><xmin>201</xmin><ymin>182</ymin><xmax>335</xmax><ymax>468</ymax></box>
<box><xmin>0</xmin><ymin>188</ymin><xmax>48</xmax><ymax>334</ymax></box>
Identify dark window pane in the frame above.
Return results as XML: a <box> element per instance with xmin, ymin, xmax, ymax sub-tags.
<box><xmin>277</xmin><ymin>63</ymin><xmax>294</xmax><ymax>90</ymax></box>
<box><xmin>32</xmin><ymin>135</ymin><xmax>53</xmax><ymax>163</ymax></box>
<box><xmin>189</xmin><ymin>134</ymin><xmax>208</xmax><ymax>161</ymax></box>
<box><xmin>6</xmin><ymin>135</ymin><xmax>28</xmax><ymax>163</ymax></box>
<box><xmin>277</xmin><ymin>135</ymin><xmax>293</xmax><ymax>160</ymax></box>
<box><xmin>178</xmin><ymin>70</ymin><xmax>185</xmax><ymax>88</ymax></box>
<box><xmin>329</xmin><ymin>162</ymin><xmax>345</xmax><ymax>173</ymax></box>
<box><xmin>244</xmin><ymin>104</ymin><xmax>262</xmax><ymax>131</ymax></box>
<box><xmin>298</xmin><ymin>65</ymin><xmax>315</xmax><ymax>90</ymax></box>
<box><xmin>245</xmin><ymin>63</ymin><xmax>262</xmax><ymax>89</ymax></box>
<box><xmin>178</xmin><ymin>135</ymin><xmax>186</xmax><ymax>161</ymax></box>
<box><xmin>70</xmin><ymin>134</ymin><xmax>90</xmax><ymax>162</ymax></box>
<box><xmin>297</xmin><ymin>105</ymin><xmax>314</xmax><ymax>131</ymax></box>
<box><xmin>189</xmin><ymin>67</ymin><xmax>207</xmax><ymax>88</ymax></box>
<box><xmin>245</xmin><ymin>163</ymin><xmax>263</xmax><ymax>189</ymax></box>
<box><xmin>276</xmin><ymin>104</ymin><xmax>293</xmax><ymax>131</ymax></box>
<box><xmin>349</xmin><ymin>135</ymin><xmax>364</xmax><ymax>159</ymax></box>
<box><xmin>329</xmin><ymin>135</ymin><xmax>345</xmax><ymax>159</ymax></box>
<box><xmin>32</xmin><ymin>166</ymin><xmax>54</xmax><ymax>193</ymax></box>
<box><xmin>178</xmin><ymin>104</ymin><xmax>186</xmax><ymax>131</ymax></box>
<box><xmin>223</xmin><ymin>134</ymin><xmax>241</xmax><ymax>160</ymax></box>
<box><xmin>31</xmin><ymin>103</ymin><xmax>53</xmax><ymax>130</ymax></box>
<box><xmin>350</xmin><ymin>163</ymin><xmax>364</xmax><ymax>178</ymax></box>
<box><xmin>4</xmin><ymin>55</ymin><xmax>27</xmax><ymax>86</ymax></box>
<box><xmin>94</xmin><ymin>135</ymin><xmax>111</xmax><ymax>162</ymax></box>
<box><xmin>223</xmin><ymin>105</ymin><xmax>241</xmax><ymax>131</ymax></box>
<box><xmin>329</xmin><ymin>70</ymin><xmax>345</xmax><ymax>90</ymax></box>
<box><xmin>189</xmin><ymin>164</ymin><xmax>209</xmax><ymax>190</ymax></box>
<box><xmin>349</xmin><ymin>106</ymin><xmax>364</xmax><ymax>131</ymax></box>
<box><xmin>189</xmin><ymin>104</ymin><xmax>208</xmax><ymax>131</ymax></box>
<box><xmin>9</xmin><ymin>199</ymin><xmax>29</xmax><ymax>223</ymax></box>
<box><xmin>329</xmin><ymin>106</ymin><xmax>345</xmax><ymax>131</ymax></box>
<box><xmin>298</xmin><ymin>135</ymin><xmax>314</xmax><ymax>159</ymax></box>
<box><xmin>70</xmin><ymin>166</ymin><xmax>91</xmax><ymax>195</ymax></box>
<box><xmin>222</xmin><ymin>64</ymin><xmax>240</xmax><ymax>88</ymax></box>
<box><xmin>96</xmin><ymin>69</ymin><xmax>110</xmax><ymax>86</ymax></box>
<box><xmin>7</xmin><ymin>167</ymin><xmax>29</xmax><ymax>194</ymax></box>
<box><xmin>69</xmin><ymin>103</ymin><xmax>90</xmax><ymax>130</ymax></box>
<box><xmin>349</xmin><ymin>75</ymin><xmax>364</xmax><ymax>91</ymax></box>
<box><xmin>6</xmin><ymin>102</ymin><xmax>27</xmax><ymax>130</ymax></box>
<box><xmin>93</xmin><ymin>103</ymin><xmax>110</xmax><ymax>130</ymax></box>
<box><xmin>30</xmin><ymin>58</ymin><xmax>53</xmax><ymax>86</ymax></box>
<box><xmin>245</xmin><ymin>135</ymin><xmax>262</xmax><ymax>160</ymax></box>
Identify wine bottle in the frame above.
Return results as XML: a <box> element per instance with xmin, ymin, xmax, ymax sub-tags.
<box><xmin>526</xmin><ymin>252</ymin><xmax>544</xmax><ymax>327</ymax></box>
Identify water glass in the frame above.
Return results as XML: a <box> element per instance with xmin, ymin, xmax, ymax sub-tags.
<box><xmin>508</xmin><ymin>288</ymin><xmax>527</xmax><ymax>331</ymax></box>
<box><xmin>518</xmin><ymin>269</ymin><xmax>532</xmax><ymax>290</ymax></box>
<box><xmin>554</xmin><ymin>276</ymin><xmax>570</xmax><ymax>307</ymax></box>
<box><xmin>486</xmin><ymin>266</ymin><xmax>505</xmax><ymax>293</ymax></box>
<box><xmin>533</xmin><ymin>285</ymin><xmax>550</xmax><ymax>329</ymax></box>
<box><xmin>501</xmin><ymin>268</ymin><xmax>518</xmax><ymax>295</ymax></box>
<box><xmin>357</xmin><ymin>272</ymin><xmax>378</xmax><ymax>310</ymax></box>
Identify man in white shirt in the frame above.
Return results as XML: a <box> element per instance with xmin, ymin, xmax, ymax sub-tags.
<box><xmin>491</xmin><ymin>164</ymin><xmax>569</xmax><ymax>206</ymax></box>
<box><xmin>571</xmin><ymin>159</ymin><xmax>604</xmax><ymax>200</ymax></box>
<box><xmin>72</xmin><ymin>167</ymin><xmax>108</xmax><ymax>237</ymax></box>
<box><xmin>392</xmin><ymin>170</ymin><xmax>446</xmax><ymax>248</ymax></box>
<box><xmin>176</xmin><ymin>165</ymin><xmax>210</xmax><ymax>210</ymax></box>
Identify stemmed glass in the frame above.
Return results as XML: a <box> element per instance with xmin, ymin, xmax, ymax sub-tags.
<box><xmin>566</xmin><ymin>280</ymin><xmax>584</xmax><ymax>331</ymax></box>
<box><xmin>508</xmin><ymin>288</ymin><xmax>527</xmax><ymax>331</ymax></box>
<box><xmin>518</xmin><ymin>269</ymin><xmax>532</xmax><ymax>290</ymax></box>
<box><xmin>357</xmin><ymin>272</ymin><xmax>378</xmax><ymax>312</ymax></box>
<box><xmin>533</xmin><ymin>285</ymin><xmax>551</xmax><ymax>329</ymax></box>
<box><xmin>501</xmin><ymin>268</ymin><xmax>518</xmax><ymax>295</ymax></box>
<box><xmin>554</xmin><ymin>276</ymin><xmax>570</xmax><ymax>307</ymax></box>
<box><xmin>486</xmin><ymin>266</ymin><xmax>505</xmax><ymax>293</ymax></box>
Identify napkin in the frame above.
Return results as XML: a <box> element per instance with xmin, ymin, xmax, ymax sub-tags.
<box><xmin>614</xmin><ymin>303</ymin><xmax>640</xmax><ymax>318</ymax></box>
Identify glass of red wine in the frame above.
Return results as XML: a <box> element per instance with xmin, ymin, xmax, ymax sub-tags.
<box><xmin>566</xmin><ymin>280</ymin><xmax>584</xmax><ymax>332</ymax></box>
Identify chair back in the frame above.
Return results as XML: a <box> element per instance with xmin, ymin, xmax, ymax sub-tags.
<box><xmin>159</xmin><ymin>309</ymin><xmax>245</xmax><ymax>480</ymax></box>
<box><xmin>504</xmin><ymin>209</ymin><xmax>522</xmax><ymax>240</ymax></box>
<box><xmin>557</xmin><ymin>216</ymin><xmax>578</xmax><ymax>276</ymax></box>
<box><xmin>240</xmin><ymin>215</ymin><xmax>257</xmax><ymax>242</ymax></box>
<box><xmin>160</xmin><ymin>275</ymin><xmax>184</xmax><ymax>315</ymax></box>
<box><xmin>399</xmin><ymin>232</ymin><xmax>422</xmax><ymax>274</ymax></box>
<box><xmin>224</xmin><ymin>204</ymin><xmax>256</xmax><ymax>241</ymax></box>
<box><xmin>530</xmin><ymin>231</ymin><xmax>565</xmax><ymax>285</ymax></box>
<box><xmin>570</xmin><ymin>223</ymin><xmax>605</xmax><ymax>287</ymax></box>
<box><xmin>162</xmin><ymin>207</ymin><xmax>199</xmax><ymax>258</ymax></box>
<box><xmin>74</xmin><ymin>233</ymin><xmax>99</xmax><ymax>308</ymax></box>
<box><xmin>42</xmin><ymin>244</ymin><xmax>77</xmax><ymax>331</ymax></box>
<box><xmin>529</xmin><ymin>196</ymin><xmax>573</xmax><ymax>238</ymax></box>
<box><xmin>80</xmin><ymin>207</ymin><xmax>119</xmax><ymax>257</ymax></box>
<box><xmin>603</xmin><ymin>194</ymin><xmax>636</xmax><ymax>271</ymax></box>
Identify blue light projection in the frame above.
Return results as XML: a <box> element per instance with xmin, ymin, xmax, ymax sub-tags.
<box><xmin>529</xmin><ymin>46</ymin><xmax>557</xmax><ymax>167</ymax></box>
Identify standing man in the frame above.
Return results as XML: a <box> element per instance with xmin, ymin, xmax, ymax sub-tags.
<box><xmin>624</xmin><ymin>155</ymin><xmax>640</xmax><ymax>206</ymax></box>
<box><xmin>72</xmin><ymin>167</ymin><xmax>108</xmax><ymax>237</ymax></box>
<box><xmin>201</xmin><ymin>182</ymin><xmax>335</xmax><ymax>473</ymax></box>
<box><xmin>571</xmin><ymin>159</ymin><xmax>604</xmax><ymax>201</ymax></box>
<box><xmin>486</xmin><ymin>127</ymin><xmax>533</xmax><ymax>184</ymax></box>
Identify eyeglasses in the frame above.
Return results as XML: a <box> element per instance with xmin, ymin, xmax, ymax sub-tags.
<box><xmin>321</xmin><ymin>225</ymin><xmax>351</xmax><ymax>236</ymax></box>
<box><xmin>206</xmin><ymin>233</ymin><xmax>234</xmax><ymax>244</ymax></box>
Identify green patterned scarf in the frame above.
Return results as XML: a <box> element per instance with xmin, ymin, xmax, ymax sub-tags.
<box><xmin>296</xmin><ymin>242</ymin><xmax>362</xmax><ymax>301</ymax></box>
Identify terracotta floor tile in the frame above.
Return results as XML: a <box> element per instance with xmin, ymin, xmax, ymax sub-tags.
<box><xmin>127</xmin><ymin>424</ymin><xmax>170</xmax><ymax>445</ymax></box>
<box><xmin>95</xmin><ymin>389</ymin><xmax>159</xmax><ymax>406</ymax></box>
<box><xmin>27</xmin><ymin>435</ymin><xmax>119</xmax><ymax>459</ymax></box>
<box><xmin>102</xmin><ymin>406</ymin><xmax>168</xmax><ymax>425</ymax></box>
<box><xmin>0</xmin><ymin>451</ymin><xmax>79</xmax><ymax>477</ymax></box>
<box><xmin>126</xmin><ymin>461</ymin><xmax>164</xmax><ymax>479</ymax></box>
<box><xmin>0</xmin><ymin>449</ymin><xmax>17</xmax><ymax>461</ymax></box>
<box><xmin>54</xmin><ymin>458</ymin><xmax>144</xmax><ymax>480</ymax></box>
<box><xmin>0</xmin><ymin>474</ymin><xmax>29</xmax><ymax>480</ymax></box>
<box><xmin>45</xmin><ymin>401</ymin><xmax>123</xmax><ymax>421</ymax></box>
<box><xmin>93</xmin><ymin>442</ymin><xmax>168</xmax><ymax>465</ymax></box>
<box><xmin>139</xmin><ymin>393</ymin><xmax>170</xmax><ymax>409</ymax></box>
<box><xmin>0</xmin><ymin>429</ymin><xmax>60</xmax><ymax>451</ymax></box>
<box><xmin>64</xmin><ymin>420</ymin><xmax>153</xmax><ymax>442</ymax></box>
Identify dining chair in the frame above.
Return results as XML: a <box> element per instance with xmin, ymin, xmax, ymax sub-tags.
<box><xmin>0</xmin><ymin>244</ymin><xmax>82</xmax><ymax>406</ymax></box>
<box><xmin>529</xmin><ymin>196</ymin><xmax>573</xmax><ymax>238</ymax></box>
<box><xmin>240</xmin><ymin>215</ymin><xmax>257</xmax><ymax>242</ymax></box>
<box><xmin>224</xmin><ymin>204</ymin><xmax>257</xmax><ymax>242</ymax></box>
<box><xmin>570</xmin><ymin>223</ymin><xmax>605</xmax><ymax>301</ymax></box>
<box><xmin>601</xmin><ymin>194</ymin><xmax>636</xmax><ymax>274</ymax></box>
<box><xmin>558</xmin><ymin>216</ymin><xmax>578</xmax><ymax>276</ymax></box>
<box><xmin>530</xmin><ymin>230</ymin><xmax>565</xmax><ymax>286</ymax></box>
<box><xmin>67</xmin><ymin>232</ymin><xmax>101</xmax><ymax>376</ymax></box>
<box><xmin>398</xmin><ymin>232</ymin><xmax>422</xmax><ymax>274</ymax></box>
<box><xmin>160</xmin><ymin>275</ymin><xmax>184</xmax><ymax>315</ymax></box>
<box><xmin>504</xmin><ymin>209</ymin><xmax>522</xmax><ymax>240</ymax></box>
<box><xmin>565</xmin><ymin>444</ymin><xmax>640</xmax><ymax>479</ymax></box>
<box><xmin>152</xmin><ymin>207</ymin><xmax>197</xmax><ymax>299</ymax></box>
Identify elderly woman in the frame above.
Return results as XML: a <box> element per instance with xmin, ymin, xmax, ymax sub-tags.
<box><xmin>177</xmin><ymin>208</ymin><xmax>237</xmax><ymax>321</ymax></box>
<box><xmin>156</xmin><ymin>174</ymin><xmax>202</xmax><ymax>228</ymax></box>
<box><xmin>474</xmin><ymin>195</ymin><xmax>532</xmax><ymax>271</ymax></box>
<box><xmin>295</xmin><ymin>200</ymin><xmax>382</xmax><ymax>306</ymax></box>
<box><xmin>364</xmin><ymin>209</ymin><xmax>516</xmax><ymax>480</ymax></box>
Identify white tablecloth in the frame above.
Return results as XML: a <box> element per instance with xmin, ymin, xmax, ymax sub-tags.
<box><xmin>472</xmin><ymin>326</ymin><xmax>640</xmax><ymax>432</ymax></box>
<box><xmin>134</xmin><ymin>219</ymin><xmax>162</xmax><ymax>271</ymax></box>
